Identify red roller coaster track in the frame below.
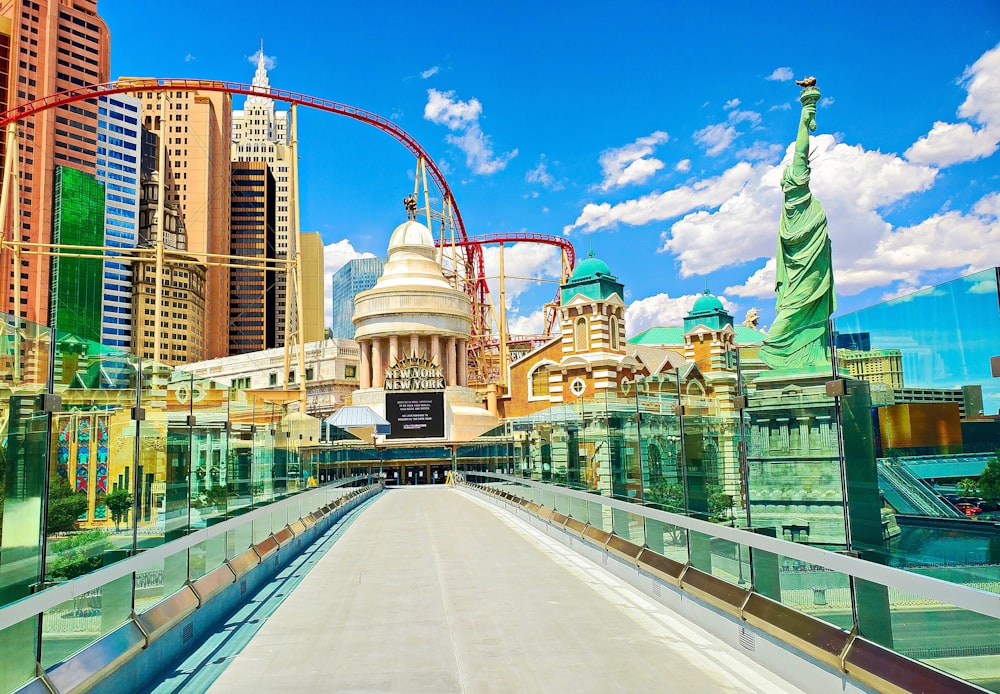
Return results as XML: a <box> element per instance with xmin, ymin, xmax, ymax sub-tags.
<box><xmin>0</xmin><ymin>79</ymin><xmax>577</xmax><ymax>341</ymax></box>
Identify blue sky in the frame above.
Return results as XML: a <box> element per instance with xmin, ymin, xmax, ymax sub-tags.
<box><xmin>100</xmin><ymin>1</ymin><xmax>1000</xmax><ymax>337</ymax></box>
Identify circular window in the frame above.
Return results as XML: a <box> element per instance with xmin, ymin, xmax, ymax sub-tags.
<box><xmin>570</xmin><ymin>377</ymin><xmax>586</xmax><ymax>397</ymax></box>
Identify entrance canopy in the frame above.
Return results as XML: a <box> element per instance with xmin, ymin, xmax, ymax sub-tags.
<box><xmin>325</xmin><ymin>406</ymin><xmax>391</xmax><ymax>443</ymax></box>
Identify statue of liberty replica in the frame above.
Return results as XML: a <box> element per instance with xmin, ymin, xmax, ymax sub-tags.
<box><xmin>759</xmin><ymin>77</ymin><xmax>835</xmax><ymax>370</ymax></box>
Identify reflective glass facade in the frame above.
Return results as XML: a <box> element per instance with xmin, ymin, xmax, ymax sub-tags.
<box><xmin>97</xmin><ymin>94</ymin><xmax>142</xmax><ymax>351</ymax></box>
<box><xmin>330</xmin><ymin>256</ymin><xmax>387</xmax><ymax>339</ymax></box>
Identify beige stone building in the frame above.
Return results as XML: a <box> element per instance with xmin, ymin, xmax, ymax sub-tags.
<box><xmin>351</xmin><ymin>219</ymin><xmax>497</xmax><ymax>441</ymax></box>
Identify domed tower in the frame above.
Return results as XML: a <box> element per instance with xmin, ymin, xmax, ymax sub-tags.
<box><xmin>351</xmin><ymin>220</ymin><xmax>495</xmax><ymax>441</ymax></box>
<box><xmin>682</xmin><ymin>288</ymin><xmax>736</xmax><ymax>373</ymax></box>
<box><xmin>559</xmin><ymin>251</ymin><xmax>627</xmax><ymax>359</ymax></box>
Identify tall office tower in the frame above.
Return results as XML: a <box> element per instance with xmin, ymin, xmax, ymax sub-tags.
<box><xmin>229</xmin><ymin>160</ymin><xmax>276</xmax><ymax>355</ymax></box>
<box><xmin>231</xmin><ymin>47</ymin><xmax>293</xmax><ymax>345</ymax></box>
<box><xmin>96</xmin><ymin>94</ymin><xmax>141</xmax><ymax>350</ymax></box>
<box><xmin>0</xmin><ymin>0</ymin><xmax>110</xmax><ymax>324</ymax></box>
<box><xmin>134</xmin><ymin>172</ymin><xmax>206</xmax><ymax>364</ymax></box>
<box><xmin>299</xmin><ymin>231</ymin><xmax>324</xmax><ymax>341</ymax></box>
<box><xmin>130</xmin><ymin>84</ymin><xmax>232</xmax><ymax>358</ymax></box>
<box><xmin>50</xmin><ymin>166</ymin><xmax>103</xmax><ymax>342</ymax></box>
<box><xmin>330</xmin><ymin>256</ymin><xmax>386</xmax><ymax>339</ymax></box>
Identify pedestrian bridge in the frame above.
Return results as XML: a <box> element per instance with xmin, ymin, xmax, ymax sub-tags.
<box><xmin>5</xmin><ymin>476</ymin><xmax>994</xmax><ymax>694</ymax></box>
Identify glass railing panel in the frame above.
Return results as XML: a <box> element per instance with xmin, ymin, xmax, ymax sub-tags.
<box><xmin>643</xmin><ymin>516</ymin><xmax>688</xmax><ymax>565</ymax></box>
<box><xmin>748</xmin><ymin>547</ymin><xmax>854</xmax><ymax>631</ymax></box>
<box><xmin>252</xmin><ymin>517</ymin><xmax>272</xmax><ymax>545</ymax></box>
<box><xmin>866</xmin><ymin>584</ymin><xmax>1000</xmax><ymax>690</ymax></box>
<box><xmin>0</xmin><ymin>616</ymin><xmax>39</xmax><ymax>693</ymax></box>
<box><xmin>227</xmin><ymin>523</ymin><xmax>253</xmax><ymax>560</ymax></box>
<box><xmin>227</xmin><ymin>390</ymin><xmax>254</xmax><ymax>517</ymax></box>
<box><xmin>271</xmin><ymin>506</ymin><xmax>287</xmax><ymax>534</ymax></box>
<box><xmin>697</xmin><ymin>534</ymin><xmax>751</xmax><ymax>588</ymax></box>
<box><xmin>40</xmin><ymin>572</ymin><xmax>132</xmax><ymax>669</ymax></box>
<box><xmin>1</xmin><ymin>319</ymin><xmax>52</xmax><ymax>612</ymax></box>
<box><xmin>587</xmin><ymin>498</ymin><xmax>608</xmax><ymax>531</ymax></box>
<box><xmin>189</xmin><ymin>374</ymin><xmax>229</xmax><ymax>528</ymax></box>
<box><xmin>569</xmin><ymin>495</ymin><xmax>589</xmax><ymax>524</ymax></box>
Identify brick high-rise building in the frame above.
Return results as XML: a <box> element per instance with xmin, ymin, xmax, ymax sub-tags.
<box><xmin>0</xmin><ymin>0</ymin><xmax>110</xmax><ymax>325</ymax></box>
<box><xmin>129</xmin><ymin>84</ymin><xmax>232</xmax><ymax>358</ymax></box>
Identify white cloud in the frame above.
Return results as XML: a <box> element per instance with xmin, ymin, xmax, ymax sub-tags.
<box><xmin>596</xmin><ymin>131</ymin><xmax>669</xmax><ymax>191</ymax></box>
<box><xmin>819</xmin><ymin>96</ymin><xmax>835</xmax><ymax>109</ymax></box>
<box><xmin>323</xmin><ymin>240</ymin><xmax>375</xmax><ymax>329</ymax></box>
<box><xmin>526</xmin><ymin>156</ymin><xmax>564</xmax><ymax>190</ymax></box>
<box><xmin>565</xmin><ymin>161</ymin><xmax>755</xmax><ymax>234</ymax></box>
<box><xmin>675</xmin><ymin>158</ymin><xmax>691</xmax><ymax>173</ymax></box>
<box><xmin>724</xmin><ymin>259</ymin><xmax>775</xmax><ymax>298</ymax></box>
<box><xmin>905</xmin><ymin>43</ymin><xmax>1000</xmax><ymax>166</ymax></box>
<box><xmin>729</xmin><ymin>110</ymin><xmax>762</xmax><ymax>127</ymax></box>
<box><xmin>625</xmin><ymin>292</ymin><xmax>737</xmax><ymax>337</ymax></box>
<box><xmin>767</xmin><ymin>67</ymin><xmax>794</xmax><ymax>82</ymax></box>
<box><xmin>957</xmin><ymin>42</ymin><xmax>1000</xmax><ymax>126</ymax></box>
<box><xmin>420</xmin><ymin>66</ymin><xmax>440</xmax><ymax>79</ymax></box>
<box><xmin>905</xmin><ymin>121</ymin><xmax>998</xmax><ymax>166</ymax></box>
<box><xmin>424</xmin><ymin>88</ymin><xmax>481</xmax><ymax>130</ymax></box>
<box><xmin>848</xmin><ymin>191</ymin><xmax>1000</xmax><ymax>289</ymax></box>
<box><xmin>694</xmin><ymin>123</ymin><xmax>739</xmax><ymax>156</ymax></box>
<box><xmin>661</xmin><ymin>134</ymin><xmax>937</xmax><ymax>283</ymax></box>
<box><xmin>424</xmin><ymin>89</ymin><xmax>517</xmax><ymax>175</ymax></box>
<box><xmin>184</xmin><ymin>54</ymin><xmax>195</xmax><ymax>62</ymax></box>
<box><xmin>724</xmin><ymin>98</ymin><xmax>741</xmax><ymax>110</ymax></box>
<box><xmin>247</xmin><ymin>49</ymin><xmax>276</xmax><ymax>71</ymax></box>
<box><xmin>769</xmin><ymin>103</ymin><xmax>792</xmax><ymax>112</ymax></box>
<box><xmin>508</xmin><ymin>309</ymin><xmax>546</xmax><ymax>335</ymax></box>
<box><xmin>735</xmin><ymin>142</ymin><xmax>783</xmax><ymax>162</ymax></box>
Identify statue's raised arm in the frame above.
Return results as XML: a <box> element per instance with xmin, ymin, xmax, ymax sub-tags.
<box><xmin>758</xmin><ymin>77</ymin><xmax>836</xmax><ymax>371</ymax></box>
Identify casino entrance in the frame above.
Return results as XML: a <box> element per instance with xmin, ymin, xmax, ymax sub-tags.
<box><xmin>401</xmin><ymin>464</ymin><xmax>451</xmax><ymax>485</ymax></box>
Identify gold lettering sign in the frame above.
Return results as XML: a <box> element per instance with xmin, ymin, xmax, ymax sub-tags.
<box><xmin>384</xmin><ymin>356</ymin><xmax>445</xmax><ymax>391</ymax></box>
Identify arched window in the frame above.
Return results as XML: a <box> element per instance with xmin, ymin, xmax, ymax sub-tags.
<box><xmin>575</xmin><ymin>317</ymin><xmax>588</xmax><ymax>352</ymax></box>
<box><xmin>529</xmin><ymin>363</ymin><xmax>551</xmax><ymax>400</ymax></box>
<box><xmin>610</xmin><ymin>315</ymin><xmax>620</xmax><ymax>350</ymax></box>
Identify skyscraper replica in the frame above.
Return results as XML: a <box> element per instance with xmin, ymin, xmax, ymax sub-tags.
<box><xmin>0</xmin><ymin>0</ymin><xmax>109</xmax><ymax>325</ymax></box>
<box><xmin>330</xmin><ymin>256</ymin><xmax>387</xmax><ymax>338</ymax></box>
<box><xmin>96</xmin><ymin>94</ymin><xmax>142</xmax><ymax>350</ymax></box>
<box><xmin>131</xmin><ymin>85</ymin><xmax>233</xmax><ymax>359</ymax></box>
<box><xmin>228</xmin><ymin>161</ymin><xmax>276</xmax><ymax>354</ymax></box>
<box><xmin>231</xmin><ymin>47</ymin><xmax>294</xmax><ymax>345</ymax></box>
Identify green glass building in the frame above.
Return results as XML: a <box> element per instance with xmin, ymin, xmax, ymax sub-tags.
<box><xmin>50</xmin><ymin>166</ymin><xmax>105</xmax><ymax>343</ymax></box>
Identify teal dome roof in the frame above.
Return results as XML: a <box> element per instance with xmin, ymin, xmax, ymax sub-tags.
<box><xmin>570</xmin><ymin>252</ymin><xmax>611</xmax><ymax>281</ymax></box>
<box><xmin>691</xmin><ymin>289</ymin><xmax>724</xmax><ymax>314</ymax></box>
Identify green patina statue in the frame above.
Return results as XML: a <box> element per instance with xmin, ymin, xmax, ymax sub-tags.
<box><xmin>759</xmin><ymin>77</ymin><xmax>836</xmax><ymax>370</ymax></box>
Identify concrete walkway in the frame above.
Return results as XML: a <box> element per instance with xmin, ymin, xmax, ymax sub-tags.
<box><xmin>208</xmin><ymin>487</ymin><xmax>803</xmax><ymax>693</ymax></box>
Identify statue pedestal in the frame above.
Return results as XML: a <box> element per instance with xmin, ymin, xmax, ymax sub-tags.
<box><xmin>742</xmin><ymin>370</ymin><xmax>892</xmax><ymax>646</ymax></box>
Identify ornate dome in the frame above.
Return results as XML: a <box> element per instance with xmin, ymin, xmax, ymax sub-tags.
<box><xmin>388</xmin><ymin>220</ymin><xmax>434</xmax><ymax>252</ymax></box>
<box><xmin>569</xmin><ymin>252</ymin><xmax>612</xmax><ymax>281</ymax></box>
<box><xmin>691</xmin><ymin>289</ymin><xmax>724</xmax><ymax>314</ymax></box>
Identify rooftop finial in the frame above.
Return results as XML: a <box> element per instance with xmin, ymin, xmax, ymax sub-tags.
<box><xmin>588</xmin><ymin>238</ymin><xmax>594</xmax><ymax>259</ymax></box>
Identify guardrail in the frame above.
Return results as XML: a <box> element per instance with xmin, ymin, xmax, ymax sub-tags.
<box><xmin>462</xmin><ymin>472</ymin><xmax>995</xmax><ymax>693</ymax></box>
<box><xmin>0</xmin><ymin>477</ymin><xmax>379</xmax><ymax>694</ymax></box>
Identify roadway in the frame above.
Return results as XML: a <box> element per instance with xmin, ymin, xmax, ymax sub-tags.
<box><xmin>190</xmin><ymin>487</ymin><xmax>803</xmax><ymax>693</ymax></box>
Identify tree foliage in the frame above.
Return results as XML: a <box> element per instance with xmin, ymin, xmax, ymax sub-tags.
<box><xmin>105</xmin><ymin>488</ymin><xmax>133</xmax><ymax>532</ymax></box>
<box><xmin>978</xmin><ymin>456</ymin><xmax>1000</xmax><ymax>501</ymax></box>
<box><xmin>47</xmin><ymin>475</ymin><xmax>87</xmax><ymax>533</ymax></box>
<box><xmin>47</xmin><ymin>530</ymin><xmax>111</xmax><ymax>581</ymax></box>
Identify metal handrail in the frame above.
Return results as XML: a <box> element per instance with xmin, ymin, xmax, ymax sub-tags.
<box><xmin>466</xmin><ymin>472</ymin><xmax>1000</xmax><ymax>620</ymax></box>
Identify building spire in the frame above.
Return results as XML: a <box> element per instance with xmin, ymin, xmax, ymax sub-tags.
<box><xmin>246</xmin><ymin>40</ymin><xmax>273</xmax><ymax>107</ymax></box>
